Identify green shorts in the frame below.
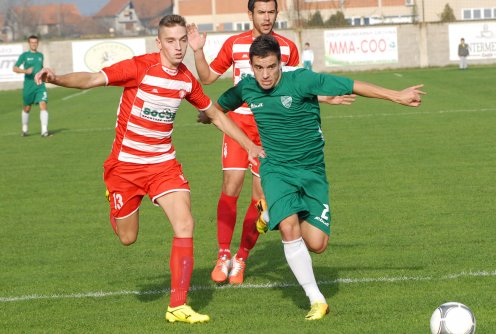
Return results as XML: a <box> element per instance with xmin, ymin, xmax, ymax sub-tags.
<box><xmin>260</xmin><ymin>162</ymin><xmax>331</xmax><ymax>235</ymax></box>
<box><xmin>23</xmin><ymin>81</ymin><xmax>48</xmax><ymax>106</ymax></box>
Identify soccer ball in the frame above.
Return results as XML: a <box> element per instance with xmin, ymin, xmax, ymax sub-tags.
<box><xmin>430</xmin><ymin>302</ymin><xmax>476</xmax><ymax>334</ymax></box>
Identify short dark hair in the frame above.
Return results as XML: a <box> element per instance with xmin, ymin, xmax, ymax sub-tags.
<box><xmin>159</xmin><ymin>14</ymin><xmax>186</xmax><ymax>28</ymax></box>
<box><xmin>248</xmin><ymin>0</ymin><xmax>278</xmax><ymax>12</ymax></box>
<box><xmin>249</xmin><ymin>34</ymin><xmax>281</xmax><ymax>62</ymax></box>
<box><xmin>28</xmin><ymin>35</ymin><xmax>39</xmax><ymax>41</ymax></box>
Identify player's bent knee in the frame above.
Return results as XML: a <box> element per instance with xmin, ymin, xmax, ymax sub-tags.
<box><xmin>118</xmin><ymin>233</ymin><xmax>137</xmax><ymax>246</ymax></box>
<box><xmin>308</xmin><ymin>243</ymin><xmax>327</xmax><ymax>254</ymax></box>
<box><xmin>305</xmin><ymin>238</ymin><xmax>328</xmax><ymax>254</ymax></box>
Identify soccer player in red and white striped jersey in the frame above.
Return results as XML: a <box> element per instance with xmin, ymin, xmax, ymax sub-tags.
<box><xmin>35</xmin><ymin>15</ymin><xmax>263</xmax><ymax>325</ymax></box>
<box><xmin>187</xmin><ymin>0</ymin><xmax>299</xmax><ymax>285</ymax></box>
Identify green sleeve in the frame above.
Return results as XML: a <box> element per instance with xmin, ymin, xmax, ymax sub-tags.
<box><xmin>217</xmin><ymin>82</ymin><xmax>245</xmax><ymax>112</ymax></box>
<box><xmin>295</xmin><ymin>69</ymin><xmax>354</xmax><ymax>97</ymax></box>
<box><xmin>15</xmin><ymin>52</ymin><xmax>26</xmax><ymax>68</ymax></box>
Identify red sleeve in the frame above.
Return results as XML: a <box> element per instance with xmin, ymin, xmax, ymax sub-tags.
<box><xmin>209</xmin><ymin>37</ymin><xmax>234</xmax><ymax>75</ymax></box>
<box><xmin>101</xmin><ymin>58</ymin><xmax>139</xmax><ymax>87</ymax></box>
<box><xmin>287</xmin><ymin>40</ymin><xmax>300</xmax><ymax>66</ymax></box>
<box><xmin>186</xmin><ymin>75</ymin><xmax>212</xmax><ymax>111</ymax></box>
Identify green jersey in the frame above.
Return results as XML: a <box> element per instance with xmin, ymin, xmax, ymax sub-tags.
<box><xmin>218</xmin><ymin>68</ymin><xmax>354</xmax><ymax>167</ymax></box>
<box><xmin>15</xmin><ymin>51</ymin><xmax>44</xmax><ymax>82</ymax></box>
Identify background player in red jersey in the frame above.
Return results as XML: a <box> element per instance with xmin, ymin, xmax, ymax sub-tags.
<box><xmin>187</xmin><ymin>0</ymin><xmax>299</xmax><ymax>285</ymax></box>
<box><xmin>35</xmin><ymin>15</ymin><xmax>263</xmax><ymax>324</ymax></box>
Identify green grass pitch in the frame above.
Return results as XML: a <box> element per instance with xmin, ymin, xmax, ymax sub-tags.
<box><xmin>0</xmin><ymin>65</ymin><xmax>495</xmax><ymax>333</ymax></box>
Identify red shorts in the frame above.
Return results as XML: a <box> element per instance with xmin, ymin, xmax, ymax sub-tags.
<box><xmin>103</xmin><ymin>158</ymin><xmax>190</xmax><ymax>219</ymax></box>
<box><xmin>222</xmin><ymin>112</ymin><xmax>261</xmax><ymax>176</ymax></box>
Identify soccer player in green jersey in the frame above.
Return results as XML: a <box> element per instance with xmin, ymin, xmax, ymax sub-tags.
<box><xmin>13</xmin><ymin>35</ymin><xmax>51</xmax><ymax>137</ymax></box>
<box><xmin>215</xmin><ymin>34</ymin><xmax>425</xmax><ymax>320</ymax></box>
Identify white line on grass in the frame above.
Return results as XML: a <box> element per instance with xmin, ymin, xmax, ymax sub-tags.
<box><xmin>61</xmin><ymin>90</ymin><xmax>88</xmax><ymax>101</ymax></box>
<box><xmin>2</xmin><ymin>107</ymin><xmax>495</xmax><ymax>137</ymax></box>
<box><xmin>1</xmin><ymin>270</ymin><xmax>494</xmax><ymax>303</ymax></box>
<box><xmin>322</xmin><ymin>107</ymin><xmax>496</xmax><ymax>120</ymax></box>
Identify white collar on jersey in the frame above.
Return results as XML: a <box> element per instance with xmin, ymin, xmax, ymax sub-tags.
<box><xmin>162</xmin><ymin>66</ymin><xmax>178</xmax><ymax>76</ymax></box>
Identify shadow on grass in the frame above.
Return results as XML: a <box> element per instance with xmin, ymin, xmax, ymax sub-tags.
<box><xmin>131</xmin><ymin>231</ymin><xmax>422</xmax><ymax>314</ymax></box>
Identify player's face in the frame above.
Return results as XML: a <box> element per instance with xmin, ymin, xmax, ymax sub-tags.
<box><xmin>156</xmin><ymin>25</ymin><xmax>188</xmax><ymax>68</ymax></box>
<box><xmin>28</xmin><ymin>38</ymin><xmax>39</xmax><ymax>52</ymax></box>
<box><xmin>249</xmin><ymin>1</ymin><xmax>278</xmax><ymax>37</ymax></box>
<box><xmin>250</xmin><ymin>53</ymin><xmax>281</xmax><ymax>90</ymax></box>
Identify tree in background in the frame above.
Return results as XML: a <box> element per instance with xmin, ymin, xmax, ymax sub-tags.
<box><xmin>325</xmin><ymin>11</ymin><xmax>348</xmax><ymax>27</ymax></box>
<box><xmin>439</xmin><ymin>3</ymin><xmax>456</xmax><ymax>22</ymax></box>
<box><xmin>306</xmin><ymin>11</ymin><xmax>324</xmax><ymax>27</ymax></box>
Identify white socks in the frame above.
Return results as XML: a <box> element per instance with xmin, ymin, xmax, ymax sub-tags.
<box><xmin>22</xmin><ymin>111</ymin><xmax>29</xmax><ymax>133</ymax></box>
<box><xmin>283</xmin><ymin>237</ymin><xmax>326</xmax><ymax>305</ymax></box>
<box><xmin>40</xmin><ymin>110</ymin><xmax>48</xmax><ymax>134</ymax></box>
<box><xmin>21</xmin><ymin>110</ymin><xmax>49</xmax><ymax>134</ymax></box>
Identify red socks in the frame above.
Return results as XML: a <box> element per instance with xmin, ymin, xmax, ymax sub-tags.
<box><xmin>217</xmin><ymin>192</ymin><xmax>238</xmax><ymax>258</ymax></box>
<box><xmin>237</xmin><ymin>199</ymin><xmax>260</xmax><ymax>260</ymax></box>
<box><xmin>169</xmin><ymin>237</ymin><xmax>193</xmax><ymax>307</ymax></box>
<box><xmin>217</xmin><ymin>193</ymin><xmax>261</xmax><ymax>260</ymax></box>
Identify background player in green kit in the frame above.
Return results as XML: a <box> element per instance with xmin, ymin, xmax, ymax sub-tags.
<box><xmin>13</xmin><ymin>35</ymin><xmax>50</xmax><ymax>137</ymax></box>
<box><xmin>215</xmin><ymin>34</ymin><xmax>426</xmax><ymax>320</ymax></box>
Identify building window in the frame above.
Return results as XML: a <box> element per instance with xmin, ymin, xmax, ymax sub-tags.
<box><xmin>353</xmin><ymin>18</ymin><xmax>361</xmax><ymax>26</ymax></box>
<box><xmin>222</xmin><ymin>23</ymin><xmax>233</xmax><ymax>31</ymax></box>
<box><xmin>463</xmin><ymin>9</ymin><xmax>471</xmax><ymax>20</ymax></box>
<box><xmin>235</xmin><ymin>22</ymin><xmax>251</xmax><ymax>31</ymax></box>
<box><xmin>198</xmin><ymin>23</ymin><xmax>214</xmax><ymax>32</ymax></box>
<box><xmin>274</xmin><ymin>21</ymin><xmax>288</xmax><ymax>29</ymax></box>
<box><xmin>484</xmin><ymin>8</ymin><xmax>492</xmax><ymax>18</ymax></box>
<box><xmin>473</xmin><ymin>9</ymin><xmax>481</xmax><ymax>19</ymax></box>
<box><xmin>363</xmin><ymin>17</ymin><xmax>370</xmax><ymax>25</ymax></box>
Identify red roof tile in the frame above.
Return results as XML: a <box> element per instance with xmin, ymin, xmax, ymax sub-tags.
<box><xmin>95</xmin><ymin>0</ymin><xmax>172</xmax><ymax>20</ymax></box>
<box><xmin>14</xmin><ymin>4</ymin><xmax>82</xmax><ymax>25</ymax></box>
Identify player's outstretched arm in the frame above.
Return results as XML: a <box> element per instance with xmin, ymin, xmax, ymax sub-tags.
<box><xmin>186</xmin><ymin>23</ymin><xmax>220</xmax><ymax>85</ymax></box>
<box><xmin>353</xmin><ymin>81</ymin><xmax>426</xmax><ymax>107</ymax></box>
<box><xmin>35</xmin><ymin>68</ymin><xmax>106</xmax><ymax>89</ymax></box>
<box><xmin>318</xmin><ymin>94</ymin><xmax>356</xmax><ymax>105</ymax></box>
<box><xmin>204</xmin><ymin>103</ymin><xmax>265</xmax><ymax>165</ymax></box>
<box><xmin>13</xmin><ymin>66</ymin><xmax>33</xmax><ymax>75</ymax></box>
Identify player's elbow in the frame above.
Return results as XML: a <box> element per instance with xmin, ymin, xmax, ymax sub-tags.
<box><xmin>200</xmin><ymin>77</ymin><xmax>215</xmax><ymax>85</ymax></box>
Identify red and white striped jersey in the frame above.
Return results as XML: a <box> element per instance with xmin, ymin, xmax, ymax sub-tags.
<box><xmin>101</xmin><ymin>53</ymin><xmax>212</xmax><ymax>164</ymax></box>
<box><xmin>210</xmin><ymin>31</ymin><xmax>299</xmax><ymax>114</ymax></box>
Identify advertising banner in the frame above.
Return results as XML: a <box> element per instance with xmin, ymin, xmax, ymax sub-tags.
<box><xmin>0</xmin><ymin>44</ymin><xmax>24</xmax><ymax>82</ymax></box>
<box><xmin>449</xmin><ymin>22</ymin><xmax>496</xmax><ymax>60</ymax></box>
<box><xmin>72</xmin><ymin>39</ymin><xmax>146</xmax><ymax>72</ymax></box>
<box><xmin>203</xmin><ymin>33</ymin><xmax>233</xmax><ymax>72</ymax></box>
<box><xmin>324</xmin><ymin>27</ymin><xmax>398</xmax><ymax>67</ymax></box>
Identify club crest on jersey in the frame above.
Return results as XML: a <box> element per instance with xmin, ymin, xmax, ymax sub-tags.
<box><xmin>178</xmin><ymin>89</ymin><xmax>187</xmax><ymax>99</ymax></box>
<box><xmin>281</xmin><ymin>96</ymin><xmax>292</xmax><ymax>109</ymax></box>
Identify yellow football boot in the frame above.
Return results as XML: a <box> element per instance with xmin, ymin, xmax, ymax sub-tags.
<box><xmin>165</xmin><ymin>304</ymin><xmax>210</xmax><ymax>324</ymax></box>
<box><xmin>305</xmin><ymin>302</ymin><xmax>329</xmax><ymax>321</ymax></box>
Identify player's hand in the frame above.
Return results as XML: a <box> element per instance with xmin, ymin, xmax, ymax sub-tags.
<box><xmin>318</xmin><ymin>94</ymin><xmax>356</xmax><ymax>105</ymax></box>
<box><xmin>25</xmin><ymin>67</ymin><xmax>34</xmax><ymax>75</ymax></box>
<box><xmin>247</xmin><ymin>145</ymin><xmax>266</xmax><ymax>167</ymax></box>
<box><xmin>398</xmin><ymin>84</ymin><xmax>426</xmax><ymax>107</ymax></box>
<box><xmin>196</xmin><ymin>110</ymin><xmax>211</xmax><ymax>124</ymax></box>
<box><xmin>186</xmin><ymin>23</ymin><xmax>206</xmax><ymax>51</ymax></box>
<box><xmin>34</xmin><ymin>68</ymin><xmax>55</xmax><ymax>85</ymax></box>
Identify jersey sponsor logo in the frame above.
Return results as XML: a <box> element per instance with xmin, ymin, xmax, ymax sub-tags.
<box><xmin>250</xmin><ymin>102</ymin><xmax>263</xmax><ymax>109</ymax></box>
<box><xmin>140</xmin><ymin>107</ymin><xmax>175</xmax><ymax>123</ymax></box>
<box><xmin>281</xmin><ymin>96</ymin><xmax>292</xmax><ymax>109</ymax></box>
<box><xmin>223</xmin><ymin>142</ymin><xmax>228</xmax><ymax>158</ymax></box>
